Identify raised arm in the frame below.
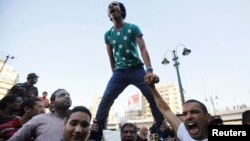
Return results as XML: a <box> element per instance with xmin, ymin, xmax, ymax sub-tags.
<box><xmin>144</xmin><ymin>74</ymin><xmax>182</xmax><ymax>132</ymax></box>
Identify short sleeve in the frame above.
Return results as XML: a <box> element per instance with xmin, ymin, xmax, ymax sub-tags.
<box><xmin>131</xmin><ymin>24</ymin><xmax>143</xmax><ymax>37</ymax></box>
<box><xmin>104</xmin><ymin>30</ymin><xmax>111</xmax><ymax>45</ymax></box>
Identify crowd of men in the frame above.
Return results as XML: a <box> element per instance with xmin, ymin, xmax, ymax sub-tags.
<box><xmin>1</xmin><ymin>72</ymin><xmax>249</xmax><ymax>141</ymax></box>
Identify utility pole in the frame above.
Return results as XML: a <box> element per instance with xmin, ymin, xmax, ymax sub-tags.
<box><xmin>0</xmin><ymin>55</ymin><xmax>15</xmax><ymax>73</ymax></box>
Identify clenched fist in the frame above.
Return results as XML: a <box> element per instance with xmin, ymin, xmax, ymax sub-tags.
<box><xmin>144</xmin><ymin>73</ymin><xmax>160</xmax><ymax>85</ymax></box>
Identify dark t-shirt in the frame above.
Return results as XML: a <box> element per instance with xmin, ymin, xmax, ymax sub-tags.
<box><xmin>137</xmin><ymin>135</ymin><xmax>148</xmax><ymax>141</ymax></box>
<box><xmin>8</xmin><ymin>83</ymin><xmax>38</xmax><ymax>99</ymax></box>
<box><xmin>0</xmin><ymin>115</ymin><xmax>16</xmax><ymax>124</ymax></box>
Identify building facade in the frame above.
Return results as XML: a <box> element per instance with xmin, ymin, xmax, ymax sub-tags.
<box><xmin>0</xmin><ymin>60</ymin><xmax>19</xmax><ymax>99</ymax></box>
<box><xmin>88</xmin><ymin>92</ymin><xmax>119</xmax><ymax>130</ymax></box>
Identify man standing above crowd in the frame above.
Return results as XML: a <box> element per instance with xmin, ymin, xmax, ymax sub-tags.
<box><xmin>8</xmin><ymin>73</ymin><xmax>39</xmax><ymax>99</ymax></box>
<box><xmin>89</xmin><ymin>1</ymin><xmax>164</xmax><ymax>140</ymax></box>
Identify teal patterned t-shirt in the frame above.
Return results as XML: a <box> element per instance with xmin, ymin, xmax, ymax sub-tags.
<box><xmin>104</xmin><ymin>23</ymin><xmax>144</xmax><ymax>70</ymax></box>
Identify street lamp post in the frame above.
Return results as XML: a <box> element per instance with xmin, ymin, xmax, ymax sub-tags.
<box><xmin>162</xmin><ymin>44</ymin><xmax>191</xmax><ymax>105</ymax></box>
<box><xmin>0</xmin><ymin>55</ymin><xmax>15</xmax><ymax>73</ymax></box>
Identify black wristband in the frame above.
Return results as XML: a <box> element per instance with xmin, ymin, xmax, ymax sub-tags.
<box><xmin>146</xmin><ymin>66</ymin><xmax>153</xmax><ymax>73</ymax></box>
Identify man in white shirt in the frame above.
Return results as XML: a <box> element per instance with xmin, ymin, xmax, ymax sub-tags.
<box><xmin>145</xmin><ymin>74</ymin><xmax>210</xmax><ymax>141</ymax></box>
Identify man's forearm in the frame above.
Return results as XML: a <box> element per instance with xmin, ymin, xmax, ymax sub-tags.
<box><xmin>150</xmin><ymin>86</ymin><xmax>171</xmax><ymax>112</ymax></box>
<box><xmin>149</xmin><ymin>85</ymin><xmax>181</xmax><ymax>132</ymax></box>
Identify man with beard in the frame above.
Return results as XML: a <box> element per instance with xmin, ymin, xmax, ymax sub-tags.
<box><xmin>120</xmin><ymin>123</ymin><xmax>137</xmax><ymax>141</ymax></box>
<box><xmin>145</xmin><ymin>73</ymin><xmax>210</xmax><ymax>141</ymax></box>
<box><xmin>9</xmin><ymin>89</ymin><xmax>72</xmax><ymax>141</ymax></box>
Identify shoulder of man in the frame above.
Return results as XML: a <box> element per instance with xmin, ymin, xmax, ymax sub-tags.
<box><xmin>13</xmin><ymin>83</ymin><xmax>25</xmax><ymax>88</ymax></box>
<box><xmin>8</xmin><ymin>83</ymin><xmax>25</xmax><ymax>92</ymax></box>
<box><xmin>105</xmin><ymin>26</ymin><xmax>114</xmax><ymax>36</ymax></box>
<box><xmin>125</xmin><ymin>22</ymin><xmax>138</xmax><ymax>28</ymax></box>
<box><xmin>28</xmin><ymin>112</ymin><xmax>51</xmax><ymax>123</ymax></box>
<box><xmin>126</xmin><ymin>23</ymin><xmax>142</xmax><ymax>37</ymax></box>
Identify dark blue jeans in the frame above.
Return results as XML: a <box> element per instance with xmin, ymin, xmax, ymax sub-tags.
<box><xmin>95</xmin><ymin>67</ymin><xmax>164</xmax><ymax>133</ymax></box>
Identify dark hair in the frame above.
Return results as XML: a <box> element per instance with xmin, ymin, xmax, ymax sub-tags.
<box><xmin>19</xmin><ymin>97</ymin><xmax>41</xmax><ymax>116</ymax></box>
<box><xmin>0</xmin><ymin>94</ymin><xmax>21</xmax><ymax>110</ymax></box>
<box><xmin>118</xmin><ymin>2</ymin><xmax>126</xmax><ymax>19</ymax></box>
<box><xmin>108</xmin><ymin>1</ymin><xmax>126</xmax><ymax>19</ymax></box>
<box><xmin>121</xmin><ymin>122</ymin><xmax>137</xmax><ymax>133</ymax></box>
<box><xmin>162</xmin><ymin>127</ymin><xmax>175</xmax><ymax>138</ymax></box>
<box><xmin>50</xmin><ymin>88</ymin><xmax>64</xmax><ymax>101</ymax></box>
<box><xmin>242</xmin><ymin>110</ymin><xmax>250</xmax><ymax>125</ymax></box>
<box><xmin>184</xmin><ymin>99</ymin><xmax>208</xmax><ymax>114</ymax></box>
<box><xmin>27</xmin><ymin>73</ymin><xmax>39</xmax><ymax>79</ymax></box>
<box><xmin>65</xmin><ymin>106</ymin><xmax>92</xmax><ymax>122</ymax></box>
<box><xmin>149</xmin><ymin>122</ymin><xmax>157</xmax><ymax>134</ymax></box>
<box><xmin>210</xmin><ymin>115</ymin><xmax>223</xmax><ymax>125</ymax></box>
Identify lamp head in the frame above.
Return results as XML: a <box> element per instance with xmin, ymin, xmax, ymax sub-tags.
<box><xmin>162</xmin><ymin>58</ymin><xmax>170</xmax><ymax>65</ymax></box>
<box><xmin>182</xmin><ymin>48</ymin><xmax>191</xmax><ymax>56</ymax></box>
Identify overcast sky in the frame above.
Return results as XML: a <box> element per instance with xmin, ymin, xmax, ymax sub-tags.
<box><xmin>1</xmin><ymin>0</ymin><xmax>250</xmax><ymax>116</ymax></box>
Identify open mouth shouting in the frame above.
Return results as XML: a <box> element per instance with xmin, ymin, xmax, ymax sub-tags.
<box><xmin>110</xmin><ymin>8</ymin><xmax>116</xmax><ymax>14</ymax></box>
<box><xmin>108</xmin><ymin>2</ymin><xmax>121</xmax><ymax>19</ymax></box>
<box><xmin>186</xmin><ymin>121</ymin><xmax>200</xmax><ymax>138</ymax></box>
